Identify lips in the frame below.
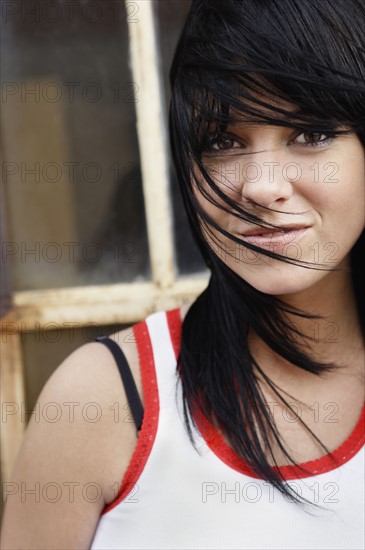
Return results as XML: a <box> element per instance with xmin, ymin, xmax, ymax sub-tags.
<box><xmin>238</xmin><ymin>225</ymin><xmax>310</xmax><ymax>249</ymax></box>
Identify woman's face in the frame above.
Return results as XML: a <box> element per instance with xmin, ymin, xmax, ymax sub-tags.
<box><xmin>194</xmin><ymin>101</ymin><xmax>365</xmax><ymax>297</ymax></box>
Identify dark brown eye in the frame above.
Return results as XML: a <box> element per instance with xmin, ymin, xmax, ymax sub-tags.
<box><xmin>295</xmin><ymin>132</ymin><xmax>330</xmax><ymax>147</ymax></box>
<box><xmin>209</xmin><ymin>134</ymin><xmax>240</xmax><ymax>151</ymax></box>
<box><xmin>304</xmin><ymin>132</ymin><xmax>323</xmax><ymax>144</ymax></box>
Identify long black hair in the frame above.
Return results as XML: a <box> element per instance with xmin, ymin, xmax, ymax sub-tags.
<box><xmin>169</xmin><ymin>0</ymin><xmax>365</xmax><ymax>504</ymax></box>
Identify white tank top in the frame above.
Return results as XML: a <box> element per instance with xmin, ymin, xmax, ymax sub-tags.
<box><xmin>90</xmin><ymin>308</ymin><xmax>365</xmax><ymax>550</ymax></box>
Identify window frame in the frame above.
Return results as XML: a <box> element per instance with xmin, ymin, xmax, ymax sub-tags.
<box><xmin>0</xmin><ymin>0</ymin><xmax>208</xmax><ymax>482</ymax></box>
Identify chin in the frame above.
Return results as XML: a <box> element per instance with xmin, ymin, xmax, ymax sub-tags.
<box><xmin>229</xmin><ymin>259</ymin><xmax>328</xmax><ymax>297</ymax></box>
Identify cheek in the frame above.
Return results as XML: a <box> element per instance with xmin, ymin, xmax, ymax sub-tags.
<box><xmin>325</xmin><ymin>152</ymin><xmax>365</xmax><ymax>227</ymax></box>
<box><xmin>301</xmin><ymin>149</ymin><xmax>365</xmax><ymax>261</ymax></box>
<box><xmin>299</xmin><ymin>146</ymin><xmax>365</xmax><ymax>214</ymax></box>
<box><xmin>192</xmin><ymin>171</ymin><xmax>235</xmax><ymax>224</ymax></box>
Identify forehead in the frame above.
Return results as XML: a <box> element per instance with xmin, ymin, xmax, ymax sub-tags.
<box><xmin>193</xmin><ymin>83</ymin><xmax>304</xmax><ymax>129</ymax></box>
<box><xmin>228</xmin><ymin>91</ymin><xmax>302</xmax><ymax>123</ymax></box>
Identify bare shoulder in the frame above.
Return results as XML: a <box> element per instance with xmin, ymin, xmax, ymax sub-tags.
<box><xmin>59</xmin><ymin>325</ymin><xmax>144</xmax><ymax>503</ymax></box>
<box><xmin>0</xmin><ymin>324</ymin><xmax>142</xmax><ymax>549</ymax></box>
<box><xmin>1</xmin><ymin>305</ymin><xmax>192</xmax><ymax>548</ymax></box>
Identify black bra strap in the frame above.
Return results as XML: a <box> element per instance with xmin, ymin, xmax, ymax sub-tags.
<box><xmin>95</xmin><ymin>335</ymin><xmax>144</xmax><ymax>433</ymax></box>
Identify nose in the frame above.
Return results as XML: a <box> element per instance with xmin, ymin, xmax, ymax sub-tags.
<box><xmin>240</xmin><ymin>156</ymin><xmax>294</xmax><ymax>208</ymax></box>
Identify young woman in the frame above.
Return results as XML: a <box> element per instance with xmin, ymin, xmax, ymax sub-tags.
<box><xmin>1</xmin><ymin>0</ymin><xmax>364</xmax><ymax>548</ymax></box>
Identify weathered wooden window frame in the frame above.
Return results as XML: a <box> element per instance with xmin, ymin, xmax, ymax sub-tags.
<box><xmin>0</xmin><ymin>0</ymin><xmax>208</xmax><ymax>482</ymax></box>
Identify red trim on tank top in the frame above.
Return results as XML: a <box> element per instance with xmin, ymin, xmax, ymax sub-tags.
<box><xmin>166</xmin><ymin>307</ymin><xmax>365</xmax><ymax>481</ymax></box>
<box><xmin>101</xmin><ymin>320</ymin><xmax>159</xmax><ymax>515</ymax></box>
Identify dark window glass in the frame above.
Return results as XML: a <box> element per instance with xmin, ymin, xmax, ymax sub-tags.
<box><xmin>1</xmin><ymin>1</ymin><xmax>151</xmax><ymax>290</ymax></box>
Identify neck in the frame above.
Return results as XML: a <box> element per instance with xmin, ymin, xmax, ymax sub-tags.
<box><xmin>253</xmin><ymin>264</ymin><xmax>364</xmax><ymax>372</ymax></box>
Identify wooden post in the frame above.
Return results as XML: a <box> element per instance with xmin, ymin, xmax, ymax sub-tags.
<box><xmin>0</xmin><ymin>332</ymin><xmax>26</xmax><ymax>482</ymax></box>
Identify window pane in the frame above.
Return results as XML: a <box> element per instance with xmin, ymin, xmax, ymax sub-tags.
<box><xmin>154</xmin><ymin>0</ymin><xmax>208</xmax><ymax>275</ymax></box>
<box><xmin>2</xmin><ymin>1</ymin><xmax>151</xmax><ymax>290</ymax></box>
